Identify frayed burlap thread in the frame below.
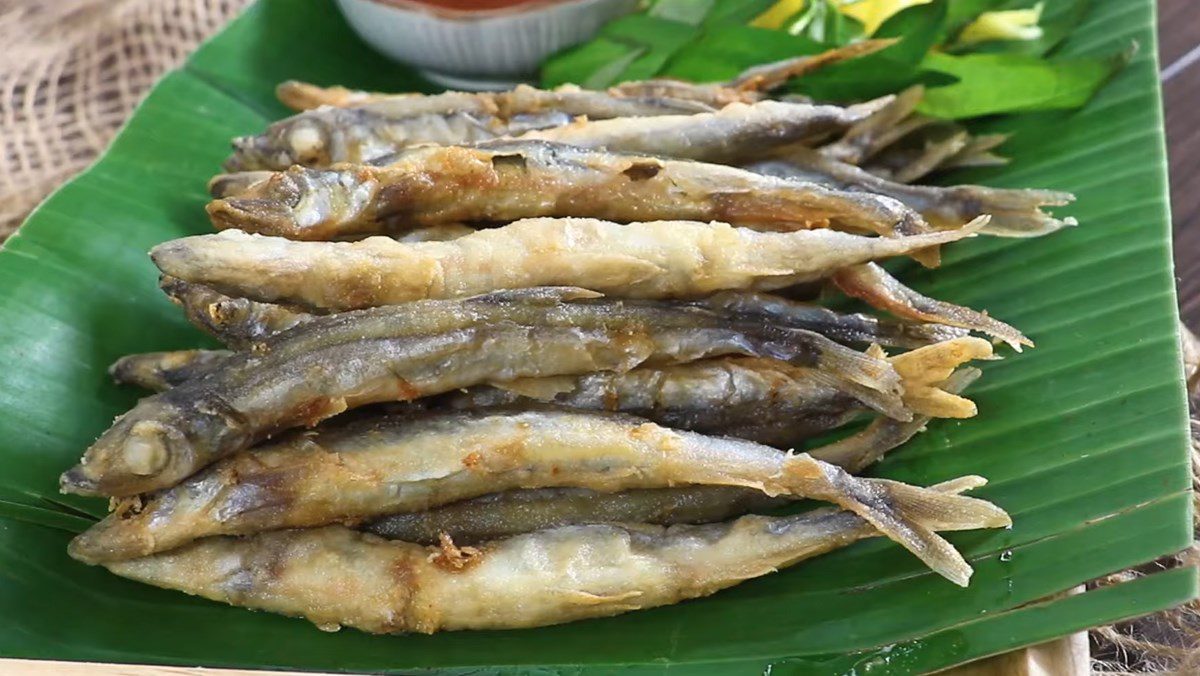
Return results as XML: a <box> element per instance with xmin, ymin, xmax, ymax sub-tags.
<box><xmin>0</xmin><ymin>0</ymin><xmax>250</xmax><ymax>240</ymax></box>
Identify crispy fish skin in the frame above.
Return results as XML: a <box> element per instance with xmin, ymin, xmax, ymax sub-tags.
<box><xmin>832</xmin><ymin>263</ymin><xmax>1032</xmax><ymax>350</ymax></box>
<box><xmin>61</xmin><ymin>290</ymin><xmax>901</xmax><ymax>497</ymax></box>
<box><xmin>162</xmin><ymin>279</ymin><xmax>961</xmax><ymax>352</ymax></box>
<box><xmin>206</xmin><ymin>140</ymin><xmax>928</xmax><ymax>240</ymax></box>
<box><xmin>371</xmin><ymin>366</ymin><xmax>982</xmax><ymax>546</ymax></box>
<box><xmin>156</xmin><ymin>218</ymin><xmax>984</xmax><ymax>312</ymax></box>
<box><xmin>70</xmin><ymin>407</ymin><xmax>1007</xmax><ymax>585</ymax></box>
<box><xmin>698</xmin><ymin>291</ymin><xmax>967</xmax><ymax>348</ymax></box>
<box><xmin>524</xmin><ymin>98</ymin><xmax>891</xmax><ymax>164</ymax></box>
<box><xmin>449</xmin><ymin>338</ymin><xmax>991</xmax><ymax>447</ymax></box>
<box><xmin>364</xmin><ymin>487</ymin><xmax>786</xmax><ymax>546</ymax></box>
<box><xmin>160</xmin><ymin>276</ymin><xmax>315</xmax><ymax>351</ymax></box>
<box><xmin>102</xmin><ymin>479</ymin><xmax>1007</xmax><ymax>633</ymax></box>
<box><xmin>109</xmin><ymin>350</ymin><xmax>231</xmax><ymax>391</ymax></box>
<box><xmin>447</xmin><ymin>361</ymin><xmax>867</xmax><ymax>445</ymax></box>
<box><xmin>229</xmin><ymin>84</ymin><xmax>714</xmax><ymax>171</ymax></box>
<box><xmin>747</xmin><ymin>148</ymin><xmax>1076</xmax><ymax>237</ymax></box>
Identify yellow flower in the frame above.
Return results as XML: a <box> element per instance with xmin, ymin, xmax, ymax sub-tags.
<box><xmin>837</xmin><ymin>0</ymin><xmax>932</xmax><ymax>35</ymax></box>
<box><xmin>751</xmin><ymin>0</ymin><xmax>807</xmax><ymax>29</ymax></box>
<box><xmin>956</xmin><ymin>3</ymin><xmax>1044</xmax><ymax>47</ymax></box>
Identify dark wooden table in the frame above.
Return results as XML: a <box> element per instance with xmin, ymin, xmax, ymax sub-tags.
<box><xmin>1160</xmin><ymin>0</ymin><xmax>1200</xmax><ymax>324</ymax></box>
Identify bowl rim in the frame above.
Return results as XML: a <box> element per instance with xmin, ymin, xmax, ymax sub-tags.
<box><xmin>353</xmin><ymin>0</ymin><xmax>604</xmax><ymax>20</ymax></box>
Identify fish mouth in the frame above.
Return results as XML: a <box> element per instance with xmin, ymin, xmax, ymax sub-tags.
<box><xmin>206</xmin><ymin>198</ymin><xmax>299</xmax><ymax>237</ymax></box>
<box><xmin>59</xmin><ymin>465</ymin><xmax>100</xmax><ymax>496</ymax></box>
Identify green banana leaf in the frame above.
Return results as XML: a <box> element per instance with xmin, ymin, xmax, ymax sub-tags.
<box><xmin>0</xmin><ymin>0</ymin><xmax>1194</xmax><ymax>672</ymax></box>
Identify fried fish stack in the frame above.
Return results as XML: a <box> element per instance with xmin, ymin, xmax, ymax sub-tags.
<box><xmin>61</xmin><ymin>45</ymin><xmax>1080</xmax><ymax>635</ymax></box>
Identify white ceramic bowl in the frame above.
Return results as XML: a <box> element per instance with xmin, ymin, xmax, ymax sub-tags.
<box><xmin>335</xmin><ymin>0</ymin><xmax>639</xmax><ymax>90</ymax></box>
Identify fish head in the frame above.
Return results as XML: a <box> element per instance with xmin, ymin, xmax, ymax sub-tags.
<box><xmin>206</xmin><ymin>165</ymin><xmax>369</xmax><ymax>239</ymax></box>
<box><xmin>224</xmin><ymin>106</ymin><xmax>365</xmax><ymax>171</ymax></box>
<box><xmin>60</xmin><ymin>399</ymin><xmax>198</xmax><ymax>497</ymax></box>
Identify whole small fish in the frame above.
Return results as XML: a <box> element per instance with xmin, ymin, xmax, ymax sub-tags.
<box><xmin>159</xmin><ymin>281</ymin><xmax>964</xmax><ymax>352</ymax></box>
<box><xmin>61</xmin><ymin>289</ymin><xmax>902</xmax><ymax>497</ymax></box>
<box><xmin>523</xmin><ymin>98</ymin><xmax>891</xmax><ymax>165</ymax></box>
<box><xmin>206</xmin><ymin>140</ymin><xmax>928</xmax><ymax>241</ymax></box>
<box><xmin>69</xmin><ymin>407</ymin><xmax>1006</xmax><ymax>587</ymax></box>
<box><xmin>109</xmin><ymin>350</ymin><xmax>231</xmax><ymax>391</ymax></box>
<box><xmin>227</xmin><ymin>84</ymin><xmax>715</xmax><ymax>171</ymax></box>
<box><xmin>448</xmin><ymin>338</ymin><xmax>990</xmax><ymax>447</ymax></box>
<box><xmin>747</xmin><ymin>147</ymin><xmax>1076</xmax><ymax>237</ymax></box>
<box><xmin>241</xmin><ymin>42</ymin><xmax>893</xmax><ymax>172</ymax></box>
<box><xmin>368</xmin><ymin>367</ymin><xmax>981</xmax><ymax>545</ymax></box>
<box><xmin>100</xmin><ymin>478</ymin><xmax>1007</xmax><ymax>634</ymax></box>
<box><xmin>155</xmin><ymin>218</ymin><xmax>984</xmax><ymax>312</ymax></box>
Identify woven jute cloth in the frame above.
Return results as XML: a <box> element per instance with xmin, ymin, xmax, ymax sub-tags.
<box><xmin>0</xmin><ymin>1</ymin><xmax>1197</xmax><ymax>672</ymax></box>
<box><xmin>0</xmin><ymin>0</ymin><xmax>251</xmax><ymax>240</ymax></box>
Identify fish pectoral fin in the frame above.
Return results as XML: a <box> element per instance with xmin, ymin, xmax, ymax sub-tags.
<box><xmin>556</xmin><ymin>589</ymin><xmax>644</xmax><ymax>607</ymax></box>
<box><xmin>491</xmin><ymin>375</ymin><xmax>579</xmax><ymax>399</ymax></box>
<box><xmin>546</xmin><ymin>254</ymin><xmax>667</xmax><ymax>287</ymax></box>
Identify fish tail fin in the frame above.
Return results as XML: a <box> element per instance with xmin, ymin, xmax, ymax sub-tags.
<box><xmin>884</xmin><ymin>476</ymin><xmax>1010</xmax><ymax>532</ymax></box>
<box><xmin>796</xmin><ymin>331</ymin><xmax>905</xmax><ymax>416</ymax></box>
<box><xmin>890</xmin><ymin>337</ymin><xmax>993</xmax><ymax>418</ymax></box>
<box><xmin>845</xmin><ymin>95</ymin><xmax>896</xmax><ymax>121</ymax></box>
<box><xmin>809</xmin><ymin>368</ymin><xmax>982</xmax><ymax>473</ymax></box>
<box><xmin>973</xmin><ymin>188</ymin><xmax>1077</xmax><ymax>238</ymax></box>
<box><xmin>833</xmin><ymin>262</ymin><xmax>1032</xmax><ymax>351</ymax></box>
<box><xmin>785</xmin><ymin>457</ymin><xmax>1009</xmax><ymax>586</ymax></box>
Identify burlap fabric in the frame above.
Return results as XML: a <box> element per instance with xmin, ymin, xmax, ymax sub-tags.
<box><xmin>0</xmin><ymin>1</ymin><xmax>1196</xmax><ymax>672</ymax></box>
<box><xmin>0</xmin><ymin>0</ymin><xmax>251</xmax><ymax>240</ymax></box>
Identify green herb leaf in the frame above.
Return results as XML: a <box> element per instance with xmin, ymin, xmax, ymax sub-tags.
<box><xmin>541</xmin><ymin>0</ymin><xmax>785</xmax><ymax>88</ymax></box>
<box><xmin>648</xmin><ymin>0</ymin><xmax>715</xmax><ymax>24</ymax></box>
<box><xmin>662</xmin><ymin>25</ymin><xmax>823</xmax><ymax>82</ymax></box>
<box><xmin>541</xmin><ymin>37</ymin><xmax>644</xmax><ymax>88</ymax></box>
<box><xmin>703</xmin><ymin>0</ymin><xmax>778</xmax><ymax>26</ymax></box>
<box><xmin>917</xmin><ymin>45</ymin><xmax>1133</xmax><ymax>119</ymax></box>
<box><xmin>794</xmin><ymin>0</ymin><xmax>950</xmax><ymax>101</ymax></box>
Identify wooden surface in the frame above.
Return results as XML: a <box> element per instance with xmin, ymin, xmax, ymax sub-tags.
<box><xmin>1162</xmin><ymin>0</ymin><xmax>1200</xmax><ymax>325</ymax></box>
